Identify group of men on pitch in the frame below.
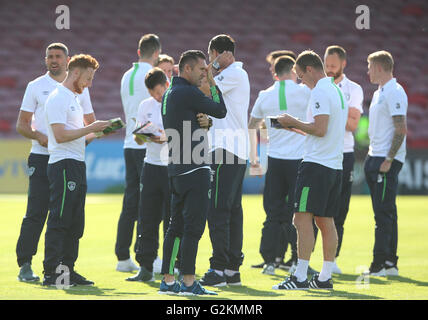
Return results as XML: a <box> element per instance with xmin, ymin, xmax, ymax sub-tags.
<box><xmin>15</xmin><ymin>32</ymin><xmax>407</xmax><ymax>294</ymax></box>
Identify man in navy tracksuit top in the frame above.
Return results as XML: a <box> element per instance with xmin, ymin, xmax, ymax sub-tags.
<box><xmin>158</xmin><ymin>50</ymin><xmax>227</xmax><ymax>296</ymax></box>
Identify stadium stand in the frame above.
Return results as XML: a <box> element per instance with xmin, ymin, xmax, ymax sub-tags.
<box><xmin>0</xmin><ymin>0</ymin><xmax>427</xmax><ymax>147</ymax></box>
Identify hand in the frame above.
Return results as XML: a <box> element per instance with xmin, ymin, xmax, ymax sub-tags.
<box><xmin>379</xmin><ymin>159</ymin><xmax>392</xmax><ymax>173</ymax></box>
<box><xmin>149</xmin><ymin>129</ymin><xmax>167</xmax><ymax>144</ymax></box>
<box><xmin>35</xmin><ymin>131</ymin><xmax>48</xmax><ymax>147</ymax></box>
<box><xmin>197</xmin><ymin>113</ymin><xmax>210</xmax><ymax>129</ymax></box>
<box><xmin>249</xmin><ymin>160</ymin><xmax>264</xmax><ymax>177</ymax></box>
<box><xmin>89</xmin><ymin>120</ymin><xmax>111</xmax><ymax>134</ymax></box>
<box><xmin>277</xmin><ymin>114</ymin><xmax>297</xmax><ymax>129</ymax></box>
<box><xmin>214</xmin><ymin>51</ymin><xmax>234</xmax><ymax>71</ymax></box>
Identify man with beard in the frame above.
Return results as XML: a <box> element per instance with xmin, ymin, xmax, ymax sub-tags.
<box><xmin>42</xmin><ymin>54</ymin><xmax>111</xmax><ymax>287</ymax></box>
<box><xmin>324</xmin><ymin>45</ymin><xmax>363</xmax><ymax>274</ymax></box>
<box><xmin>15</xmin><ymin>43</ymin><xmax>96</xmax><ymax>282</ymax></box>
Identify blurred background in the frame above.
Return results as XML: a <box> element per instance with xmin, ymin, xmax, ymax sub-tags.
<box><xmin>0</xmin><ymin>0</ymin><xmax>427</xmax><ymax>194</ymax></box>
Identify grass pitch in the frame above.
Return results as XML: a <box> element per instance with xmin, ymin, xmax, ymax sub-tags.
<box><xmin>0</xmin><ymin>194</ymin><xmax>427</xmax><ymax>300</ymax></box>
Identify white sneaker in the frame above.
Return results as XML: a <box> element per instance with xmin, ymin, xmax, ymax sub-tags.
<box><xmin>385</xmin><ymin>266</ymin><xmax>399</xmax><ymax>276</ymax></box>
<box><xmin>332</xmin><ymin>261</ymin><xmax>342</xmax><ymax>274</ymax></box>
<box><xmin>262</xmin><ymin>263</ymin><xmax>275</xmax><ymax>275</ymax></box>
<box><xmin>153</xmin><ymin>256</ymin><xmax>162</xmax><ymax>274</ymax></box>
<box><xmin>116</xmin><ymin>258</ymin><xmax>139</xmax><ymax>272</ymax></box>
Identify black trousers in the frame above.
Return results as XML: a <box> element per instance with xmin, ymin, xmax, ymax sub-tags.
<box><xmin>260</xmin><ymin>157</ymin><xmax>301</xmax><ymax>264</ymax></box>
<box><xmin>115</xmin><ymin>148</ymin><xmax>146</xmax><ymax>261</ymax></box>
<box><xmin>161</xmin><ymin>168</ymin><xmax>211</xmax><ymax>275</ymax></box>
<box><xmin>16</xmin><ymin>153</ymin><xmax>50</xmax><ymax>267</ymax></box>
<box><xmin>364</xmin><ymin>156</ymin><xmax>403</xmax><ymax>265</ymax></box>
<box><xmin>43</xmin><ymin>159</ymin><xmax>86</xmax><ymax>273</ymax></box>
<box><xmin>135</xmin><ymin>163</ymin><xmax>170</xmax><ymax>272</ymax></box>
<box><xmin>334</xmin><ymin>152</ymin><xmax>355</xmax><ymax>257</ymax></box>
<box><xmin>207</xmin><ymin>149</ymin><xmax>247</xmax><ymax>271</ymax></box>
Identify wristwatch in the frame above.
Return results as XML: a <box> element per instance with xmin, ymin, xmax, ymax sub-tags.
<box><xmin>212</xmin><ymin>60</ymin><xmax>220</xmax><ymax>71</ymax></box>
<box><xmin>385</xmin><ymin>156</ymin><xmax>393</xmax><ymax>162</ymax></box>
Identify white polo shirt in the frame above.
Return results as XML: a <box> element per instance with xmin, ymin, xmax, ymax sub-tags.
<box><xmin>304</xmin><ymin>77</ymin><xmax>349</xmax><ymax>170</ymax></box>
<box><xmin>209</xmin><ymin>61</ymin><xmax>250</xmax><ymax>160</ymax></box>
<box><xmin>136</xmin><ymin>97</ymin><xmax>168</xmax><ymax>166</ymax></box>
<box><xmin>337</xmin><ymin>74</ymin><xmax>364</xmax><ymax>153</ymax></box>
<box><xmin>368</xmin><ymin>78</ymin><xmax>407</xmax><ymax>163</ymax></box>
<box><xmin>20</xmin><ymin>72</ymin><xmax>93</xmax><ymax>155</ymax></box>
<box><xmin>45</xmin><ymin>85</ymin><xmax>86</xmax><ymax>164</ymax></box>
<box><xmin>251</xmin><ymin>80</ymin><xmax>310</xmax><ymax>160</ymax></box>
<box><xmin>120</xmin><ymin>62</ymin><xmax>152</xmax><ymax>150</ymax></box>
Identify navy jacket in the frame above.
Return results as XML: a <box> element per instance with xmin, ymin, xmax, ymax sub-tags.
<box><xmin>161</xmin><ymin>76</ymin><xmax>227</xmax><ymax>177</ymax></box>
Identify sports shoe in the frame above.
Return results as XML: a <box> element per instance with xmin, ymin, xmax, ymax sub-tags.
<box><xmin>42</xmin><ymin>272</ymin><xmax>75</xmax><ymax>288</ymax></box>
<box><xmin>251</xmin><ymin>262</ymin><xmax>265</xmax><ymax>268</ymax></box>
<box><xmin>309</xmin><ymin>274</ymin><xmax>333</xmax><ymax>290</ymax></box>
<box><xmin>262</xmin><ymin>263</ymin><xmax>276</xmax><ymax>275</ymax></box>
<box><xmin>363</xmin><ymin>262</ymin><xmax>386</xmax><ymax>277</ymax></box>
<box><xmin>331</xmin><ymin>261</ymin><xmax>342</xmax><ymax>274</ymax></box>
<box><xmin>178</xmin><ymin>281</ymin><xmax>218</xmax><ymax>296</ymax></box>
<box><xmin>18</xmin><ymin>263</ymin><xmax>40</xmax><ymax>282</ymax></box>
<box><xmin>116</xmin><ymin>258</ymin><xmax>139</xmax><ymax>272</ymax></box>
<box><xmin>158</xmin><ymin>279</ymin><xmax>181</xmax><ymax>295</ymax></box>
<box><xmin>225</xmin><ymin>272</ymin><xmax>241</xmax><ymax>286</ymax></box>
<box><xmin>153</xmin><ymin>256</ymin><xmax>162</xmax><ymax>274</ymax></box>
<box><xmin>278</xmin><ymin>258</ymin><xmax>297</xmax><ymax>271</ymax></box>
<box><xmin>199</xmin><ymin>269</ymin><xmax>227</xmax><ymax>287</ymax></box>
<box><xmin>385</xmin><ymin>261</ymin><xmax>399</xmax><ymax>276</ymax></box>
<box><xmin>70</xmin><ymin>271</ymin><xmax>94</xmax><ymax>286</ymax></box>
<box><xmin>272</xmin><ymin>275</ymin><xmax>309</xmax><ymax>290</ymax></box>
<box><xmin>126</xmin><ymin>266</ymin><xmax>154</xmax><ymax>282</ymax></box>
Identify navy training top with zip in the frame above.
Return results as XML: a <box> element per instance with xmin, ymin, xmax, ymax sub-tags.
<box><xmin>161</xmin><ymin>76</ymin><xmax>227</xmax><ymax>177</ymax></box>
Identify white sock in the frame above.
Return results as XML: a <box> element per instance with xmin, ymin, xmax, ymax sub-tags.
<box><xmin>224</xmin><ymin>269</ymin><xmax>238</xmax><ymax>277</ymax></box>
<box><xmin>214</xmin><ymin>269</ymin><xmax>224</xmax><ymax>276</ymax></box>
<box><xmin>318</xmin><ymin>261</ymin><xmax>334</xmax><ymax>281</ymax></box>
<box><xmin>293</xmin><ymin>259</ymin><xmax>309</xmax><ymax>282</ymax></box>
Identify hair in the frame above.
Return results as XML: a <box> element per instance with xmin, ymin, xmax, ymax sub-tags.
<box><xmin>155</xmin><ymin>54</ymin><xmax>175</xmax><ymax>66</ymax></box>
<box><xmin>145</xmin><ymin>67</ymin><xmax>168</xmax><ymax>90</ymax></box>
<box><xmin>295</xmin><ymin>50</ymin><xmax>324</xmax><ymax>72</ymax></box>
<box><xmin>208</xmin><ymin>34</ymin><xmax>235</xmax><ymax>55</ymax></box>
<box><xmin>46</xmin><ymin>42</ymin><xmax>69</xmax><ymax>57</ymax></box>
<box><xmin>325</xmin><ymin>45</ymin><xmax>347</xmax><ymax>61</ymax></box>
<box><xmin>266</xmin><ymin>50</ymin><xmax>296</xmax><ymax>64</ymax></box>
<box><xmin>67</xmin><ymin>54</ymin><xmax>99</xmax><ymax>71</ymax></box>
<box><xmin>178</xmin><ymin>50</ymin><xmax>206</xmax><ymax>73</ymax></box>
<box><xmin>274</xmin><ymin>56</ymin><xmax>296</xmax><ymax>76</ymax></box>
<box><xmin>367</xmin><ymin>50</ymin><xmax>394</xmax><ymax>72</ymax></box>
<box><xmin>138</xmin><ymin>33</ymin><xmax>161</xmax><ymax>59</ymax></box>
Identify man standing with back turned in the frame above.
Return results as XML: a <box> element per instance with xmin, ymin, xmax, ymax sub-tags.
<box><xmin>364</xmin><ymin>50</ymin><xmax>407</xmax><ymax>277</ymax></box>
<box><xmin>272</xmin><ymin>50</ymin><xmax>348</xmax><ymax>290</ymax></box>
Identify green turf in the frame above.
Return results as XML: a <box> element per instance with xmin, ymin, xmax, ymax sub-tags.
<box><xmin>0</xmin><ymin>194</ymin><xmax>427</xmax><ymax>300</ymax></box>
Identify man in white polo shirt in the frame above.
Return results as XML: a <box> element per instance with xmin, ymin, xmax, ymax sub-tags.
<box><xmin>125</xmin><ymin>68</ymin><xmax>170</xmax><ymax>282</ymax></box>
<box><xmin>15</xmin><ymin>43</ymin><xmax>96</xmax><ymax>282</ymax></box>
<box><xmin>42</xmin><ymin>54</ymin><xmax>110</xmax><ymax>287</ymax></box>
<box><xmin>324</xmin><ymin>45</ymin><xmax>364</xmax><ymax>274</ymax></box>
<box><xmin>364</xmin><ymin>50</ymin><xmax>407</xmax><ymax>277</ymax></box>
<box><xmin>200</xmin><ymin>34</ymin><xmax>250</xmax><ymax>287</ymax></box>
<box><xmin>115</xmin><ymin>34</ymin><xmax>162</xmax><ymax>272</ymax></box>
<box><xmin>272</xmin><ymin>50</ymin><xmax>348</xmax><ymax>290</ymax></box>
<box><xmin>248</xmin><ymin>55</ymin><xmax>310</xmax><ymax>276</ymax></box>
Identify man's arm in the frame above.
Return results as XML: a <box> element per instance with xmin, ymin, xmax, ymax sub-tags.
<box><xmin>16</xmin><ymin>110</ymin><xmax>48</xmax><ymax>147</ymax></box>
<box><xmin>345</xmin><ymin>107</ymin><xmax>361</xmax><ymax>132</ymax></box>
<box><xmin>51</xmin><ymin>120</ymin><xmax>110</xmax><ymax>144</ymax></box>
<box><xmin>277</xmin><ymin>113</ymin><xmax>329</xmax><ymax>137</ymax></box>
<box><xmin>83</xmin><ymin>112</ymin><xmax>96</xmax><ymax>126</ymax></box>
<box><xmin>248</xmin><ymin>116</ymin><xmax>263</xmax><ymax>165</ymax></box>
<box><xmin>379</xmin><ymin>115</ymin><xmax>407</xmax><ymax>173</ymax></box>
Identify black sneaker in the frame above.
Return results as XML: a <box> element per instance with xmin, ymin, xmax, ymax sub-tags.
<box><xmin>309</xmin><ymin>274</ymin><xmax>333</xmax><ymax>290</ymax></box>
<box><xmin>42</xmin><ymin>272</ymin><xmax>59</xmax><ymax>287</ymax></box>
<box><xmin>278</xmin><ymin>258</ymin><xmax>297</xmax><ymax>271</ymax></box>
<box><xmin>225</xmin><ymin>272</ymin><xmax>241</xmax><ymax>286</ymax></box>
<box><xmin>199</xmin><ymin>269</ymin><xmax>227</xmax><ymax>287</ymax></box>
<box><xmin>18</xmin><ymin>263</ymin><xmax>40</xmax><ymax>282</ymax></box>
<box><xmin>272</xmin><ymin>275</ymin><xmax>309</xmax><ymax>290</ymax></box>
<box><xmin>126</xmin><ymin>266</ymin><xmax>154</xmax><ymax>282</ymax></box>
<box><xmin>251</xmin><ymin>262</ymin><xmax>265</xmax><ymax>268</ymax></box>
<box><xmin>364</xmin><ymin>262</ymin><xmax>386</xmax><ymax>277</ymax></box>
<box><xmin>70</xmin><ymin>271</ymin><xmax>94</xmax><ymax>286</ymax></box>
<box><xmin>307</xmin><ymin>265</ymin><xmax>319</xmax><ymax>276</ymax></box>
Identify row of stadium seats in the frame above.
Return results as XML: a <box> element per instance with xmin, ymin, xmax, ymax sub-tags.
<box><xmin>1</xmin><ymin>0</ymin><xmax>427</xmax><ymax>147</ymax></box>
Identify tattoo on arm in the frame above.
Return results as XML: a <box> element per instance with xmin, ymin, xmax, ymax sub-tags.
<box><xmin>388</xmin><ymin>115</ymin><xmax>407</xmax><ymax>159</ymax></box>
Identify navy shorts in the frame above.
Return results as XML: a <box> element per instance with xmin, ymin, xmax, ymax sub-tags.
<box><xmin>294</xmin><ymin>161</ymin><xmax>342</xmax><ymax>218</ymax></box>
